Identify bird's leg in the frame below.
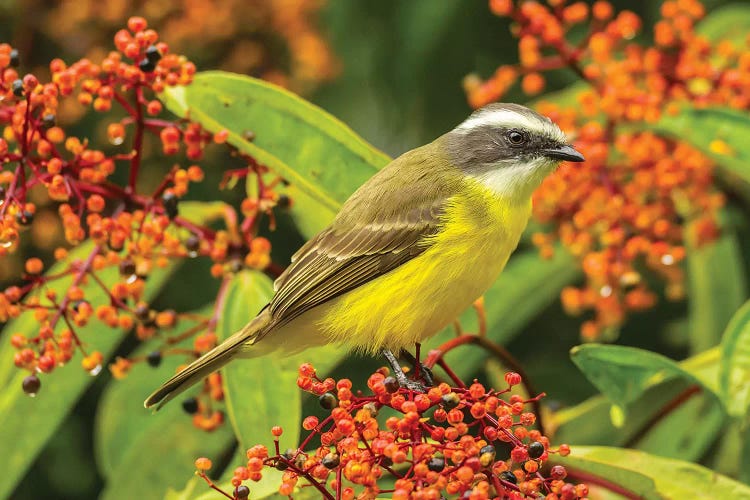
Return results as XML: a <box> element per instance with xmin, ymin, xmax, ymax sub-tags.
<box><xmin>400</xmin><ymin>346</ymin><xmax>435</xmax><ymax>387</ymax></box>
<box><xmin>382</xmin><ymin>349</ymin><xmax>427</xmax><ymax>392</ymax></box>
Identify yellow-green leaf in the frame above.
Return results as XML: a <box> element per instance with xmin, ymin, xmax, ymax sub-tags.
<box><xmin>719</xmin><ymin>299</ymin><xmax>750</xmax><ymax>418</ymax></box>
<box><xmin>218</xmin><ymin>270</ymin><xmax>343</xmax><ymax>452</ymax></box>
<box><xmin>161</xmin><ymin>71</ymin><xmax>390</xmax><ymax>237</ymax></box>
<box><xmin>685</xmin><ymin>213</ymin><xmax>748</xmax><ymax>353</ymax></box>
<box><xmin>570</xmin><ymin>344</ymin><xmax>724</xmax><ymax>421</ymax></box>
<box><xmin>0</xmin><ymin>242</ymin><xmax>176</xmax><ymax>500</ymax></box>
<box><xmin>554</xmin><ymin>446</ymin><xmax>750</xmax><ymax>499</ymax></box>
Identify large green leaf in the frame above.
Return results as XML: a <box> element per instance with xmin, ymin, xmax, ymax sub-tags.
<box><xmin>219</xmin><ymin>270</ymin><xmax>344</xmax><ymax>452</ymax></box>
<box><xmin>0</xmin><ymin>242</ymin><xmax>175</xmax><ymax>499</ymax></box>
<box><xmin>720</xmin><ymin>299</ymin><xmax>750</xmax><ymax>418</ymax></box>
<box><xmin>685</xmin><ymin>214</ymin><xmax>748</xmax><ymax>353</ymax></box>
<box><xmin>554</xmin><ymin>347</ymin><xmax>724</xmax><ymax>460</ymax></box>
<box><xmin>96</xmin><ymin>308</ymin><xmax>234</xmax><ymax>499</ymax></box>
<box><xmin>697</xmin><ymin>3</ymin><xmax>750</xmax><ymax>46</ymax></box>
<box><xmin>162</xmin><ymin>71</ymin><xmax>390</xmax><ymax>237</ymax></box>
<box><xmin>652</xmin><ymin>107</ymin><xmax>750</xmax><ymax>200</ymax></box>
<box><xmin>95</xmin><ymin>304</ymin><xmax>215</xmax><ymax>477</ymax></box>
<box><xmin>570</xmin><ymin>344</ymin><xmax>724</xmax><ymax>426</ymax></box>
<box><xmin>0</xmin><ymin>200</ymin><xmax>226</xmax><ymax>498</ymax></box>
<box><xmin>554</xmin><ymin>446</ymin><xmax>750</xmax><ymax>499</ymax></box>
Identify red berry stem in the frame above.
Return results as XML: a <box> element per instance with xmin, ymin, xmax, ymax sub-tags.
<box><xmin>127</xmin><ymin>85</ymin><xmax>145</xmax><ymax>192</ymax></box>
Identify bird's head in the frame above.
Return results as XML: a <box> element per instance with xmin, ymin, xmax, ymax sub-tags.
<box><xmin>444</xmin><ymin>103</ymin><xmax>584</xmax><ymax>203</ymax></box>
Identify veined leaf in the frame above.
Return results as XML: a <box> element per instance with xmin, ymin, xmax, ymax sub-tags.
<box><xmin>94</xmin><ymin>306</ymin><xmax>228</xmax><ymax>480</ymax></box>
<box><xmin>697</xmin><ymin>3</ymin><xmax>750</xmax><ymax>46</ymax></box>
<box><xmin>218</xmin><ymin>270</ymin><xmax>344</xmax><ymax>452</ymax></box>
<box><xmin>553</xmin><ymin>446</ymin><xmax>750</xmax><ymax>499</ymax></box>
<box><xmin>555</xmin><ymin>347</ymin><xmax>724</xmax><ymax>461</ymax></box>
<box><xmin>719</xmin><ymin>299</ymin><xmax>750</xmax><ymax>418</ymax></box>
<box><xmin>685</xmin><ymin>212</ymin><xmax>748</xmax><ymax>353</ymax></box>
<box><xmin>0</xmin><ymin>201</ymin><xmax>226</xmax><ymax>499</ymax></box>
<box><xmin>570</xmin><ymin>344</ymin><xmax>724</xmax><ymax>424</ymax></box>
<box><xmin>0</xmin><ymin>242</ymin><xmax>176</xmax><ymax>499</ymax></box>
<box><xmin>161</xmin><ymin>71</ymin><xmax>390</xmax><ymax>237</ymax></box>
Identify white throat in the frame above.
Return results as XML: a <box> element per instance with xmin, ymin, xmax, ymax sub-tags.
<box><xmin>469</xmin><ymin>157</ymin><xmax>556</xmax><ymax>202</ymax></box>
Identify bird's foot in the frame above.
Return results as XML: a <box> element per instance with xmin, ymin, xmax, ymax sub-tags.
<box><xmin>382</xmin><ymin>348</ymin><xmax>433</xmax><ymax>393</ymax></box>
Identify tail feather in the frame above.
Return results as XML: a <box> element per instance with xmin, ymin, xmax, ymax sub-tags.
<box><xmin>144</xmin><ymin>309</ymin><xmax>272</xmax><ymax>410</ymax></box>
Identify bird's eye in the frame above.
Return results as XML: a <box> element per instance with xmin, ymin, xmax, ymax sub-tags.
<box><xmin>506</xmin><ymin>130</ymin><xmax>526</xmax><ymax>145</ymax></box>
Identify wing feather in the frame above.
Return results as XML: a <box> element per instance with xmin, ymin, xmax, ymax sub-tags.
<box><xmin>268</xmin><ymin>200</ymin><xmax>446</xmax><ymax>326</ymax></box>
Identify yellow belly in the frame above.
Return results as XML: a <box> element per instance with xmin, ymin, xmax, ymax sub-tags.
<box><xmin>317</xmin><ymin>182</ymin><xmax>532</xmax><ymax>354</ymax></box>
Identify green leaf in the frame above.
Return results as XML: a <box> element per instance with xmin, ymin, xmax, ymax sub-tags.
<box><xmin>685</xmin><ymin>214</ymin><xmax>748</xmax><ymax>353</ymax></box>
<box><xmin>554</xmin><ymin>347</ymin><xmax>724</xmax><ymax>461</ymax></box>
<box><xmin>719</xmin><ymin>299</ymin><xmax>750</xmax><ymax>418</ymax></box>
<box><xmin>553</xmin><ymin>446</ymin><xmax>750</xmax><ymax>499</ymax></box>
<box><xmin>162</xmin><ymin>71</ymin><xmax>390</xmax><ymax>237</ymax></box>
<box><xmin>570</xmin><ymin>344</ymin><xmax>724</xmax><ymax>423</ymax></box>
<box><xmin>96</xmin><ymin>310</ymin><xmax>235</xmax><ymax>500</ymax></box>
<box><xmin>177</xmin><ymin>200</ymin><xmax>229</xmax><ymax>226</ymax></box>
<box><xmin>94</xmin><ymin>305</ymin><xmax>214</xmax><ymax>477</ymax></box>
<box><xmin>218</xmin><ymin>270</ymin><xmax>344</xmax><ymax>452</ymax></box>
<box><xmin>697</xmin><ymin>3</ymin><xmax>750</xmax><ymax>46</ymax></box>
<box><xmin>0</xmin><ymin>242</ymin><xmax>176</xmax><ymax>499</ymax></box>
<box><xmin>651</xmin><ymin>107</ymin><xmax>750</xmax><ymax>200</ymax></box>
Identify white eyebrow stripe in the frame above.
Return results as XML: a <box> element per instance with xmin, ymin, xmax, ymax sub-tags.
<box><xmin>456</xmin><ymin>108</ymin><xmax>566</xmax><ymax>143</ymax></box>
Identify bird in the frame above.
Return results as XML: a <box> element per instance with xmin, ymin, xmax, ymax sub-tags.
<box><xmin>144</xmin><ymin>103</ymin><xmax>584</xmax><ymax>409</ymax></box>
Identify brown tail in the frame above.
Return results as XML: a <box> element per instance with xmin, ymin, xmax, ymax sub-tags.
<box><xmin>144</xmin><ymin>308</ymin><xmax>272</xmax><ymax>410</ymax></box>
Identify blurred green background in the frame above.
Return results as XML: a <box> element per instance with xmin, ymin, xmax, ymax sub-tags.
<box><xmin>0</xmin><ymin>0</ymin><xmax>745</xmax><ymax>498</ymax></box>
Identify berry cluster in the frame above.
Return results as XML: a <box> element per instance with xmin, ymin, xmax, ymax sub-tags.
<box><xmin>0</xmin><ymin>17</ymin><xmax>284</xmax><ymax>410</ymax></box>
<box><xmin>466</xmin><ymin>0</ymin><xmax>734</xmax><ymax>339</ymax></box>
<box><xmin>42</xmin><ymin>0</ymin><xmax>339</xmax><ymax>93</ymax></box>
<box><xmin>195</xmin><ymin>363</ymin><xmax>587</xmax><ymax>500</ymax></box>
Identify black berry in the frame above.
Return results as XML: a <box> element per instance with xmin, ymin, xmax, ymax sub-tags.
<box><xmin>138</xmin><ymin>58</ymin><xmax>156</xmax><ymax>73</ymax></box>
<box><xmin>234</xmin><ymin>486</ymin><xmax>250</xmax><ymax>499</ymax></box>
<box><xmin>145</xmin><ymin>45</ymin><xmax>162</xmax><ymax>63</ymax></box>
<box><xmin>146</xmin><ymin>351</ymin><xmax>162</xmax><ymax>367</ymax></box>
<box><xmin>9</xmin><ymin>48</ymin><xmax>19</xmax><ymax>67</ymax></box>
<box><xmin>12</xmin><ymin>79</ymin><xmax>24</xmax><ymax>97</ymax></box>
<box><xmin>22</xmin><ymin>374</ymin><xmax>40</xmax><ymax>395</ymax></box>
<box><xmin>427</xmin><ymin>457</ymin><xmax>445</xmax><ymax>472</ymax></box>
<box><xmin>181</xmin><ymin>397</ymin><xmax>199</xmax><ymax>414</ymax></box>
<box><xmin>162</xmin><ymin>192</ymin><xmax>178</xmax><ymax>219</ymax></box>
<box><xmin>500</xmin><ymin>471</ymin><xmax>517</xmax><ymax>484</ymax></box>
<box><xmin>119</xmin><ymin>259</ymin><xmax>136</xmax><ymax>276</ymax></box>
<box><xmin>383</xmin><ymin>376</ymin><xmax>400</xmax><ymax>393</ymax></box>
<box><xmin>322</xmin><ymin>453</ymin><xmax>340</xmax><ymax>469</ymax></box>
<box><xmin>318</xmin><ymin>392</ymin><xmax>337</xmax><ymax>410</ymax></box>
<box><xmin>528</xmin><ymin>441</ymin><xmax>545</xmax><ymax>459</ymax></box>
<box><xmin>441</xmin><ymin>392</ymin><xmax>460</xmax><ymax>409</ymax></box>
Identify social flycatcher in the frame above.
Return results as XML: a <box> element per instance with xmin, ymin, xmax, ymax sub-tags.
<box><xmin>144</xmin><ymin>103</ymin><xmax>584</xmax><ymax>409</ymax></box>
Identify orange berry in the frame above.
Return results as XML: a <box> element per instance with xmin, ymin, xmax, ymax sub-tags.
<box><xmin>107</xmin><ymin>123</ymin><xmax>126</xmax><ymax>145</ymax></box>
<box><xmin>25</xmin><ymin>257</ymin><xmax>43</xmax><ymax>275</ymax></box>
<box><xmin>146</xmin><ymin>100</ymin><xmax>162</xmax><ymax>115</ymax></box>
<box><xmin>127</xmin><ymin>16</ymin><xmax>148</xmax><ymax>33</ymax></box>
<box><xmin>592</xmin><ymin>1</ymin><xmax>613</xmax><ymax>21</ymax></box>
<box><xmin>194</xmin><ymin>457</ymin><xmax>212</xmax><ymax>471</ymax></box>
<box><xmin>213</xmin><ymin>129</ymin><xmax>229</xmax><ymax>144</ymax></box>
<box><xmin>521</xmin><ymin>73</ymin><xmax>545</xmax><ymax>95</ymax></box>
<box><xmin>489</xmin><ymin>0</ymin><xmax>513</xmax><ymax>16</ymax></box>
<box><xmin>86</xmin><ymin>195</ymin><xmax>106</xmax><ymax>213</ymax></box>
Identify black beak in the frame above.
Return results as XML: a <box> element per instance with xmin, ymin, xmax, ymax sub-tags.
<box><xmin>542</xmin><ymin>144</ymin><xmax>585</xmax><ymax>163</ymax></box>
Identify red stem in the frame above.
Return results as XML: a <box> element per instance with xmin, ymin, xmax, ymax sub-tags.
<box><xmin>127</xmin><ymin>86</ymin><xmax>144</xmax><ymax>191</ymax></box>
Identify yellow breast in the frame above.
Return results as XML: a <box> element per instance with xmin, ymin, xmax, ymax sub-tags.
<box><xmin>318</xmin><ymin>180</ymin><xmax>532</xmax><ymax>354</ymax></box>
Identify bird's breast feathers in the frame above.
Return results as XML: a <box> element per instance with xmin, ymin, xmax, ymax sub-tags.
<box><xmin>318</xmin><ymin>179</ymin><xmax>531</xmax><ymax>353</ymax></box>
